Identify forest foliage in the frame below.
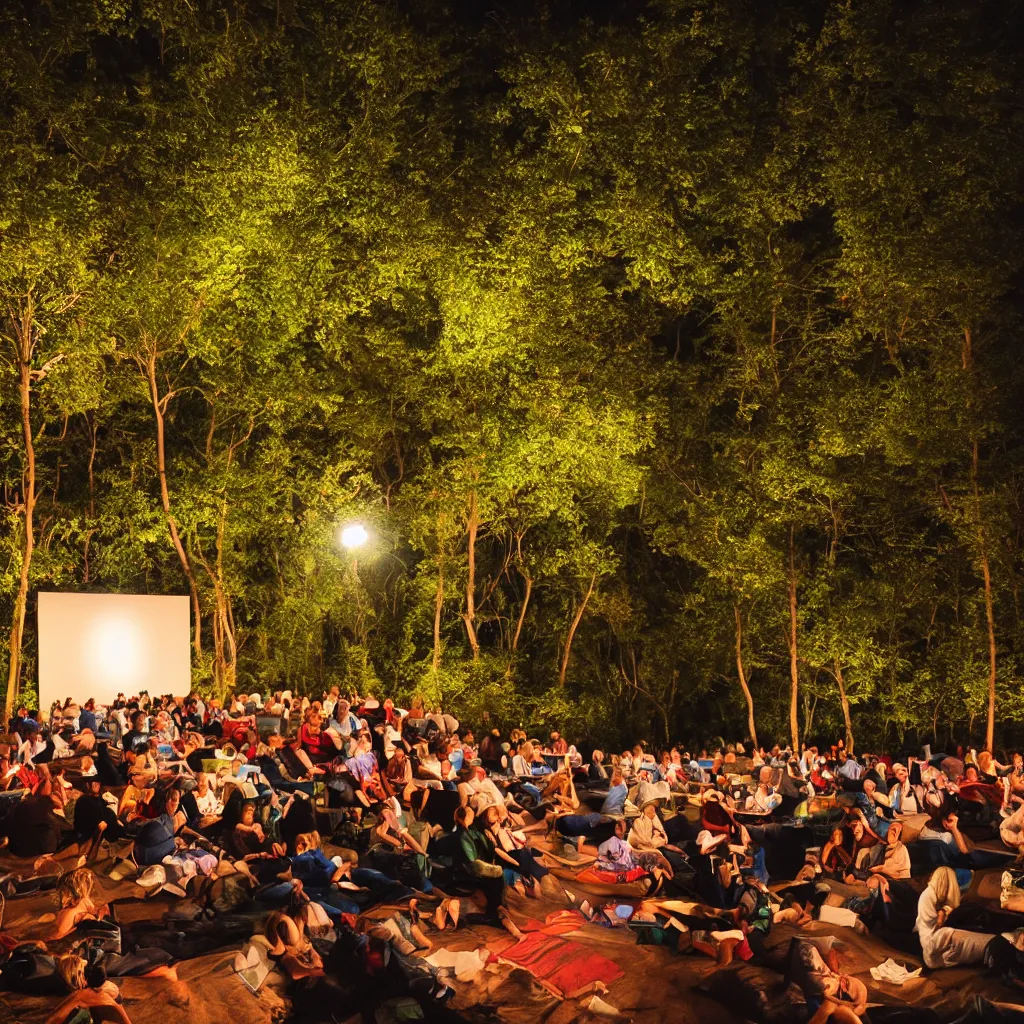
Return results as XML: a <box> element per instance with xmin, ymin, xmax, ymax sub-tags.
<box><xmin>1</xmin><ymin>0</ymin><xmax>1023</xmax><ymax>753</ymax></box>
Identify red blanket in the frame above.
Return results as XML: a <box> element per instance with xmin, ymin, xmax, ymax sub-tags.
<box><xmin>497</xmin><ymin>929</ymin><xmax>624</xmax><ymax>998</ymax></box>
<box><xmin>576</xmin><ymin>865</ymin><xmax>647</xmax><ymax>886</ymax></box>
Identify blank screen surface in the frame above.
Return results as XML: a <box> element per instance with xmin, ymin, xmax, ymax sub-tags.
<box><xmin>37</xmin><ymin>592</ymin><xmax>191</xmax><ymax>708</ymax></box>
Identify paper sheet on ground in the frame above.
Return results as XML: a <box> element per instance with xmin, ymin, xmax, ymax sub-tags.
<box><xmin>425</xmin><ymin>947</ymin><xmax>487</xmax><ymax>982</ymax></box>
<box><xmin>869</xmin><ymin>958</ymin><xmax>922</xmax><ymax>985</ymax></box>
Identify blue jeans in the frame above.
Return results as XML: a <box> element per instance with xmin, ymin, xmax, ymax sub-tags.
<box><xmin>257</xmin><ymin>880</ymin><xmax>361</xmax><ymax>917</ymax></box>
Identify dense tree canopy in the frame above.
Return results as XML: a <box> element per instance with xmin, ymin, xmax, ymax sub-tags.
<box><xmin>2</xmin><ymin>0</ymin><xmax>1023</xmax><ymax>753</ymax></box>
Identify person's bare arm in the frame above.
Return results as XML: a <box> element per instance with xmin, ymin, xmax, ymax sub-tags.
<box><xmin>947</xmin><ymin>816</ymin><xmax>969</xmax><ymax>855</ymax></box>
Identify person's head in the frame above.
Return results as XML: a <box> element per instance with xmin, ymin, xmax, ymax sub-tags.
<box><xmin>862</xmin><ymin>778</ymin><xmax>876</xmax><ymax>797</ymax></box>
<box><xmin>893</xmin><ymin>763</ymin><xmax>909</xmax><ymax>784</ymax></box>
<box><xmin>195</xmin><ymin>772</ymin><xmax>210</xmax><ymax>795</ymax></box>
<box><xmin>23</xmin><ymin>725</ymin><xmax>38</xmax><ymax>742</ymax></box>
<box><xmin>294</xmin><ymin>831</ymin><xmax>321</xmax><ymax>854</ymax></box>
<box><xmin>16</xmin><ymin>707</ymin><xmax>26</xmax><ymax>719</ymax></box>
<box><xmin>240</xmin><ymin>801</ymin><xmax>257</xmax><ymax>826</ymax></box>
<box><xmin>614</xmin><ymin>818</ymin><xmax>628</xmax><ymax>839</ymax></box>
<box><xmin>822</xmin><ymin>971</ymin><xmax>866</xmax><ymax>1008</ymax></box>
<box><xmin>57</xmin><ymin>953</ymin><xmax>87</xmax><ymax>992</ymax></box>
<box><xmin>1015</xmin><ymin>753</ymin><xmax>1024</xmax><ymax>770</ymax></box>
<box><xmin>85</xmin><ymin>777</ymin><xmax>102</xmax><ymax>797</ymax></box>
<box><xmin>550</xmin><ymin>731</ymin><xmax>560</xmax><ymax>743</ymax></box>
<box><xmin>454</xmin><ymin>805</ymin><xmax>474</xmax><ymax>829</ymax></box>
<box><xmin>964</xmin><ymin>765</ymin><xmax>979</xmax><ymax>782</ymax></box>
<box><xmin>131</xmin><ymin>710</ymin><xmax>146</xmax><ymax>731</ymax></box>
<box><xmin>164</xmin><ymin>786</ymin><xmax>181</xmax><ymax>816</ymax></box>
<box><xmin>57</xmin><ymin>867</ymin><xmax>95</xmax><ymax>908</ymax></box>
<box><xmin>643</xmin><ymin>801</ymin><xmax>658</xmax><ymax>819</ymax></box>
<box><xmin>610</xmin><ymin>768</ymin><xmax>624</xmax><ymax>788</ymax></box>
<box><xmin>84</xmin><ymin>698</ymin><xmax>95</xmax><ymax>711</ymax></box>
<box><xmin>392</xmin><ymin>746</ymin><xmax>406</xmax><ymax>762</ymax></box>
<box><xmin>928</xmin><ymin>865</ymin><xmax>962</xmax><ymax>910</ymax></box>
<box><xmin>304</xmin><ymin>708</ymin><xmax>321</xmax><ymax>732</ymax></box>
<box><xmin>978</xmin><ymin>750</ymin><xmax>993</xmax><ymax>772</ymax></box>
<box><xmin>887</xmin><ymin>820</ymin><xmax>904</xmax><ymax>846</ymax></box>
<box><xmin>849</xmin><ymin>819</ymin><xmax>865</xmax><ymax>842</ymax></box>
<box><xmin>483</xmin><ymin>805</ymin><xmax>501</xmax><ymax>828</ymax></box>
<box><xmin>592</xmin><ymin>749</ymin><xmax>604</xmax><ymax>764</ymax></box>
<box><xmin>830</xmin><ymin>826</ymin><xmax>845</xmax><ymax>847</ymax></box>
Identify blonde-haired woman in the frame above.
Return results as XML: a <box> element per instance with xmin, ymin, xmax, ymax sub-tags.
<box><xmin>46</xmin><ymin>954</ymin><xmax>131</xmax><ymax>1024</ymax></box>
<box><xmin>915</xmin><ymin>866</ymin><xmax>994</xmax><ymax>968</ymax></box>
<box><xmin>48</xmin><ymin>867</ymin><xmax>107</xmax><ymax>940</ymax></box>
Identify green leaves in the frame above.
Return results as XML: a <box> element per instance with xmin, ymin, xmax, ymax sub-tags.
<box><xmin>0</xmin><ymin>0</ymin><xmax>1021</xmax><ymax>746</ymax></box>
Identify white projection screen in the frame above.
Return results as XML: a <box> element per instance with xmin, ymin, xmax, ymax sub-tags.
<box><xmin>37</xmin><ymin>592</ymin><xmax>191</xmax><ymax>709</ymax></box>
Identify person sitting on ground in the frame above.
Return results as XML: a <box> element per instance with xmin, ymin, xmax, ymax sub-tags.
<box><xmin>1000</xmin><ymin>799</ymin><xmax>1024</xmax><ymax>852</ymax></box>
<box><xmin>230</xmin><ymin>800</ymin><xmax>287</xmax><ymax>865</ymax></box>
<box><xmin>452</xmin><ymin>805</ymin><xmax>521</xmax><ymax>938</ymax></box>
<box><xmin>298</xmin><ymin>707</ymin><xmax>341</xmax><ymax>767</ymax></box>
<box><xmin>916</xmin><ymin>865</ymin><xmax>995</xmax><ymax>968</ymax></box>
<box><xmin>133</xmin><ymin>786</ymin><xmax>185</xmax><ymax>866</ymax></box>
<box><xmin>588</xmin><ymin>749</ymin><xmax>609</xmax><ymax>784</ymax></box>
<box><xmin>548</xmin><ymin>731</ymin><xmax>568</xmax><ymax>756</ymax></box>
<box><xmin>629</xmin><ymin>799</ymin><xmax>682</xmax><ymax>880</ymax></box>
<box><xmin>4</xmin><ymin>775</ymin><xmax>74</xmax><ymax>857</ymax></box>
<box><xmin>192</xmin><ymin>771</ymin><xmax>223</xmax><ymax>824</ymax></box>
<box><xmin>745</xmin><ymin>770</ymin><xmax>782</xmax><ymax>815</ymax></box>
<box><xmin>45</xmin><ymin>955</ymin><xmax>133</xmax><ymax>1024</ymax></box>
<box><xmin>17</xmin><ymin>725</ymin><xmax>46</xmax><ymax>766</ymax></box>
<box><xmin>888</xmin><ymin>762</ymin><xmax>919</xmax><ymax>815</ymax></box>
<box><xmin>482</xmin><ymin>804</ymin><xmax>548</xmax><ymax>899</ymax></box>
<box><xmin>74</xmin><ymin>777</ymin><xmax>130</xmax><ymax>860</ymax></box>
<box><xmin>47</xmin><ymin>867</ymin><xmax>109</xmax><ymax>940</ymax></box>
<box><xmin>820</xmin><ymin>826</ymin><xmax>854</xmax><ymax>880</ymax></box>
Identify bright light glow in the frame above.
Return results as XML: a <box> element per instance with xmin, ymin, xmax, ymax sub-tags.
<box><xmin>38</xmin><ymin>592</ymin><xmax>191</xmax><ymax>707</ymax></box>
<box><xmin>339</xmin><ymin>523</ymin><xmax>369</xmax><ymax>549</ymax></box>
<box><xmin>84</xmin><ymin>615</ymin><xmax>144</xmax><ymax>686</ymax></box>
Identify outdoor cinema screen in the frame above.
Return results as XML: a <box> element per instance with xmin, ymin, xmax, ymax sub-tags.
<box><xmin>37</xmin><ymin>592</ymin><xmax>191</xmax><ymax>709</ymax></box>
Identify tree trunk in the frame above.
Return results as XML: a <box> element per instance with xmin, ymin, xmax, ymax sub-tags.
<box><xmin>558</xmin><ymin>572</ymin><xmax>597</xmax><ymax>686</ymax></box>
<box><xmin>787</xmin><ymin>526</ymin><xmax>800</xmax><ymax>752</ymax></box>
<box><xmin>144</xmin><ymin>350</ymin><xmax>202</xmax><ymax>660</ymax></box>
<box><xmin>83</xmin><ymin>413</ymin><xmax>99</xmax><ymax>584</ymax></box>
<box><xmin>964</xmin><ymin>328</ymin><xmax>997</xmax><ymax>751</ymax></box>
<box><xmin>974</xmin><ymin>438</ymin><xmax>998</xmax><ymax>750</ymax></box>
<box><xmin>461</xmin><ymin>490</ymin><xmax>480</xmax><ymax>659</ymax></box>
<box><xmin>511</xmin><ymin>570</ymin><xmax>533</xmax><ymax>653</ymax></box>
<box><xmin>733</xmin><ymin>602</ymin><xmax>758</xmax><ymax>747</ymax></box>
<box><xmin>215</xmin><ymin>502</ymin><xmax>237</xmax><ymax>696</ymax></box>
<box><xmin>432</xmin><ymin>570</ymin><xmax>444</xmax><ymax>672</ymax></box>
<box><xmin>5</xmin><ymin>312</ymin><xmax>36</xmax><ymax>718</ymax></box>
<box><xmin>834</xmin><ymin>656</ymin><xmax>854</xmax><ymax>753</ymax></box>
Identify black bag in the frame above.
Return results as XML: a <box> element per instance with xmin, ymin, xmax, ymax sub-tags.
<box><xmin>0</xmin><ymin>945</ymin><xmax>62</xmax><ymax>995</ymax></box>
<box><xmin>79</xmin><ymin>918</ymin><xmax>122</xmax><ymax>955</ymax></box>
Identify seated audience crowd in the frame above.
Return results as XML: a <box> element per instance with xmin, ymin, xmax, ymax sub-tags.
<box><xmin>0</xmin><ymin>692</ymin><xmax>1022</xmax><ymax>1023</ymax></box>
